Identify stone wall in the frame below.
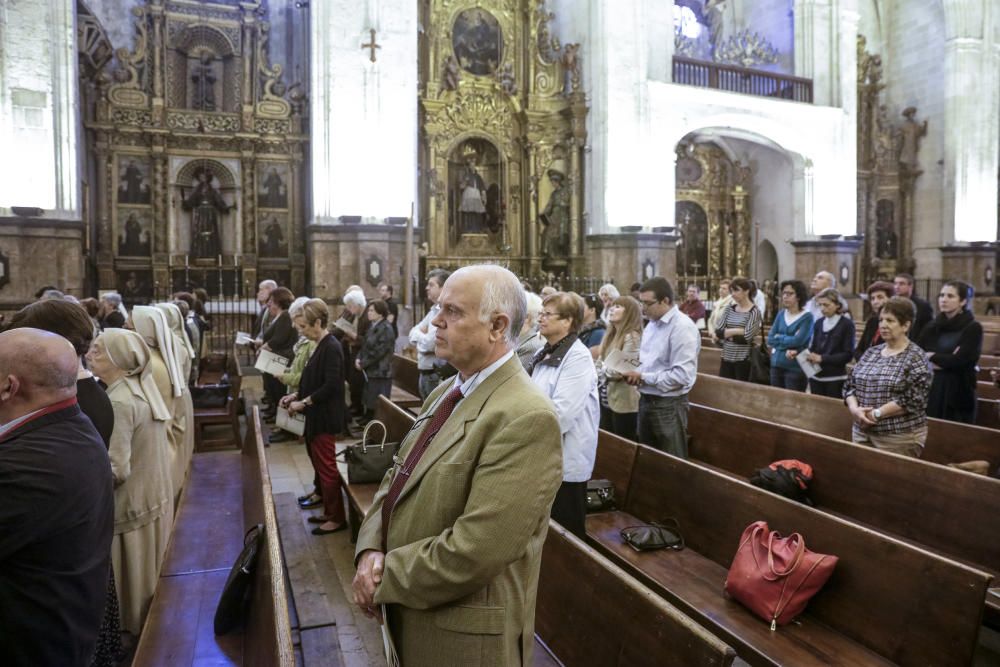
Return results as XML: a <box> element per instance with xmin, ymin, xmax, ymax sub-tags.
<box><xmin>0</xmin><ymin>218</ymin><xmax>86</xmax><ymax>310</ymax></box>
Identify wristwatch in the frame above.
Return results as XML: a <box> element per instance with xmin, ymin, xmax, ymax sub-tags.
<box><xmin>872</xmin><ymin>408</ymin><xmax>882</xmax><ymax>421</ymax></box>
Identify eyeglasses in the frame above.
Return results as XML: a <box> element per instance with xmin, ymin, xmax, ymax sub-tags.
<box><xmin>781</xmin><ymin>290</ymin><xmax>796</xmax><ymax>296</ymax></box>
<box><xmin>639</xmin><ymin>299</ymin><xmax>660</xmax><ymax>307</ymax></box>
<box><xmin>538</xmin><ymin>311</ymin><xmax>562</xmax><ymax>320</ymax></box>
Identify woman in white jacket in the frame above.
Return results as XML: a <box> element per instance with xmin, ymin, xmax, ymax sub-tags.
<box><xmin>528</xmin><ymin>291</ymin><xmax>600</xmax><ymax>538</ymax></box>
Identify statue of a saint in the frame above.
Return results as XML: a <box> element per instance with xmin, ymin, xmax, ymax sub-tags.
<box><xmin>458</xmin><ymin>157</ymin><xmax>487</xmax><ymax>233</ymax></box>
<box><xmin>191</xmin><ymin>54</ymin><xmax>217</xmax><ymax>111</ymax></box>
<box><xmin>897</xmin><ymin>107</ymin><xmax>927</xmax><ymax>174</ymax></box>
<box><xmin>182</xmin><ymin>171</ymin><xmax>230</xmax><ymax>258</ymax></box>
<box><xmin>260</xmin><ymin>167</ymin><xmax>287</xmax><ymax>208</ymax></box>
<box><xmin>440</xmin><ymin>55</ymin><xmax>461</xmax><ymax>94</ymax></box>
<box><xmin>540</xmin><ymin>170</ymin><xmax>570</xmax><ymax>258</ymax></box>
<box><xmin>119</xmin><ymin>160</ymin><xmax>149</xmax><ymax>204</ymax></box>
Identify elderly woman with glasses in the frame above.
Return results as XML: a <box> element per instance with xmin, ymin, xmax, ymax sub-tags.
<box><xmin>529</xmin><ymin>292</ymin><xmax>600</xmax><ymax>538</ymax></box>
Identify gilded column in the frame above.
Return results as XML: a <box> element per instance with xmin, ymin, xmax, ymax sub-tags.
<box><xmin>526</xmin><ymin>146</ymin><xmax>540</xmax><ymax>272</ymax></box>
<box><xmin>242</xmin><ymin>153</ymin><xmax>256</xmax><ymax>257</ymax></box>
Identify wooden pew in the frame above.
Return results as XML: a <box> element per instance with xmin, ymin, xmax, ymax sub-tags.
<box><xmin>684</xmin><ymin>403</ymin><xmax>1000</xmax><ymax>624</ymax></box>
<box><xmin>391</xmin><ymin>354</ymin><xmax>422</xmax><ymax>408</ymax></box>
<box><xmin>360</xmin><ymin>398</ymin><xmax>740</xmax><ymax>666</ymax></box>
<box><xmin>588</xmin><ymin>434</ymin><xmax>992</xmax><ymax>666</ymax></box>
<box><xmin>536</xmin><ymin>522</ymin><xmax>738</xmax><ymax>667</ymax></box>
<box><xmin>690</xmin><ymin>372</ymin><xmax>1000</xmax><ymax>473</ymax></box>
<box><xmin>133</xmin><ymin>406</ymin><xmax>294</xmax><ymax>666</ymax></box>
<box><xmin>344</xmin><ymin>396</ymin><xmax>416</xmax><ymax>542</ymax></box>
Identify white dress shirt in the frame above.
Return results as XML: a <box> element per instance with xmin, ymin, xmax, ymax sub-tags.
<box><xmin>530</xmin><ymin>339</ymin><xmax>599</xmax><ymax>483</ymax></box>
<box><xmin>408</xmin><ymin>304</ymin><xmax>441</xmax><ymax>370</ymax></box>
<box><xmin>638</xmin><ymin>306</ymin><xmax>701</xmax><ymax>396</ymax></box>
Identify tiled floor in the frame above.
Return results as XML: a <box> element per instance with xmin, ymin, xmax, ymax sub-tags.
<box><xmin>264</xmin><ymin>433</ymin><xmax>386</xmax><ymax>667</ymax></box>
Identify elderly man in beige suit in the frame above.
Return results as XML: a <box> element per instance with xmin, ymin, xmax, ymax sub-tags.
<box><xmin>352</xmin><ymin>265</ymin><xmax>563</xmax><ymax>666</ymax></box>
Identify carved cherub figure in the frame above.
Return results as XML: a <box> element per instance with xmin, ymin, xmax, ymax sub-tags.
<box><xmin>561</xmin><ymin>43</ymin><xmax>581</xmax><ymax>94</ymax></box>
<box><xmin>440</xmin><ymin>55</ymin><xmax>461</xmax><ymax>95</ymax></box>
<box><xmin>497</xmin><ymin>62</ymin><xmax>517</xmax><ymax>96</ymax></box>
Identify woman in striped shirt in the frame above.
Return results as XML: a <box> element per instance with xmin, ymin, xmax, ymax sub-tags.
<box><xmin>714</xmin><ymin>277</ymin><xmax>763</xmax><ymax>382</ymax></box>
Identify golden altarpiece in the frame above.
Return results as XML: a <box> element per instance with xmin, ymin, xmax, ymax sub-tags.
<box><xmin>674</xmin><ymin>141</ymin><xmax>753</xmax><ymax>288</ymax></box>
<box><xmin>84</xmin><ymin>0</ymin><xmax>306</xmax><ymax>301</ymax></box>
<box><xmin>856</xmin><ymin>35</ymin><xmax>925</xmax><ymax>285</ymax></box>
<box><xmin>418</xmin><ymin>0</ymin><xmax>588</xmax><ymax>277</ymax></box>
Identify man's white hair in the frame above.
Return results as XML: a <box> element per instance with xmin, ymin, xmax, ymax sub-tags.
<box><xmin>450</xmin><ymin>265</ymin><xmax>526</xmax><ymax>348</ymax></box>
<box><xmin>815</xmin><ymin>271</ymin><xmax>835</xmax><ymax>286</ymax></box>
<box><xmin>343</xmin><ymin>290</ymin><xmax>367</xmax><ymax>309</ymax></box>
<box><xmin>524</xmin><ymin>291</ymin><xmax>543</xmax><ymax>326</ymax></box>
<box><xmin>258</xmin><ymin>279</ymin><xmax>278</xmax><ymax>290</ymax></box>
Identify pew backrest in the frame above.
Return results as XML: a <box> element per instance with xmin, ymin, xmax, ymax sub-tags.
<box><xmin>537</xmin><ymin>522</ymin><xmax>737</xmax><ymax>667</ymax></box>
<box><xmin>686</xmin><ymin>404</ymin><xmax>1000</xmax><ymax>577</ymax></box>
<box><xmin>392</xmin><ymin>354</ymin><xmax>421</xmax><ymax>400</ymax></box>
<box><xmin>621</xmin><ymin>444</ymin><xmax>991</xmax><ymax>666</ymax></box>
<box><xmin>241</xmin><ymin>406</ymin><xmax>295</xmax><ymax>667</ymax></box>
<box><xmin>690</xmin><ymin>372</ymin><xmax>1000</xmax><ymax>473</ymax></box>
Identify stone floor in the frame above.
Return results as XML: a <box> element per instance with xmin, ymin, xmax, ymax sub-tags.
<box><xmin>265</xmin><ymin>434</ymin><xmax>385</xmax><ymax>667</ymax></box>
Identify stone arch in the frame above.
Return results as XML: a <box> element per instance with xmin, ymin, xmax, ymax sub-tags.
<box><xmin>170</xmin><ymin>24</ymin><xmax>237</xmax><ymax>58</ymax></box>
<box><xmin>176</xmin><ymin>158</ymin><xmax>236</xmax><ymax>190</ymax></box>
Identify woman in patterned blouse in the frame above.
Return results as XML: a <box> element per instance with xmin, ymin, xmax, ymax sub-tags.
<box><xmin>843</xmin><ymin>297</ymin><xmax>932</xmax><ymax>457</ymax></box>
<box><xmin>714</xmin><ymin>277</ymin><xmax>763</xmax><ymax>382</ymax></box>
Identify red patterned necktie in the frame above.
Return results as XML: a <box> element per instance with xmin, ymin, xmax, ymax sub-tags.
<box><xmin>381</xmin><ymin>386</ymin><xmax>465</xmax><ymax>551</ymax></box>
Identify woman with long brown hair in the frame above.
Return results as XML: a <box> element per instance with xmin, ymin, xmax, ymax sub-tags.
<box><xmin>597</xmin><ymin>295</ymin><xmax>643</xmax><ymax>441</ymax></box>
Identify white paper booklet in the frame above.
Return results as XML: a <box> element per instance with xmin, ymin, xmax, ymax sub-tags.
<box><xmin>255</xmin><ymin>349</ymin><xmax>290</xmax><ymax>375</ymax></box>
<box><xmin>276</xmin><ymin>407</ymin><xmax>305</xmax><ymax>436</ymax></box>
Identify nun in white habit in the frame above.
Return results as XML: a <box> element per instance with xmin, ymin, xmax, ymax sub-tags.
<box><xmin>86</xmin><ymin>328</ymin><xmax>173</xmax><ymax>636</ymax></box>
<box><xmin>132</xmin><ymin>305</ymin><xmax>187</xmax><ymax>500</ymax></box>
<box><xmin>156</xmin><ymin>302</ymin><xmax>197</xmax><ymax>491</ymax></box>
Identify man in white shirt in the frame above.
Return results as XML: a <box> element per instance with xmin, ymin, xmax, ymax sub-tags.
<box><xmin>407</xmin><ymin>269</ymin><xmax>450</xmax><ymax>398</ymax></box>
<box><xmin>622</xmin><ymin>277</ymin><xmax>701</xmax><ymax>458</ymax></box>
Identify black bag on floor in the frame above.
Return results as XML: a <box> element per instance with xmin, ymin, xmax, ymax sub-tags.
<box><xmin>214</xmin><ymin>524</ymin><xmax>265</xmax><ymax>635</ymax></box>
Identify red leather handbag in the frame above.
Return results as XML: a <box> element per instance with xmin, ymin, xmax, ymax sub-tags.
<box><xmin>724</xmin><ymin>521</ymin><xmax>838</xmax><ymax>630</ymax></box>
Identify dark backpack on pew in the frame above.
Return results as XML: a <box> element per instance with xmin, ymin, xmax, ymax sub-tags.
<box><xmin>749</xmin><ymin>460</ymin><xmax>814</xmax><ymax>506</ymax></box>
<box><xmin>214</xmin><ymin>524</ymin><xmax>265</xmax><ymax>635</ymax></box>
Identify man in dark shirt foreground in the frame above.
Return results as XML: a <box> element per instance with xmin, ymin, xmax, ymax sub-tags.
<box><xmin>0</xmin><ymin>328</ymin><xmax>114</xmax><ymax>666</ymax></box>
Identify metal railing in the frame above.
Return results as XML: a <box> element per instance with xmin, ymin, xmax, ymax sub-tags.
<box><xmin>672</xmin><ymin>56</ymin><xmax>813</xmax><ymax>104</ymax></box>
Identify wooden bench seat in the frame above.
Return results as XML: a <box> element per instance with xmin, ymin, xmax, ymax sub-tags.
<box><xmin>586</xmin><ymin>512</ymin><xmax>887</xmax><ymax>666</ymax></box>
<box><xmin>690</xmin><ymin>372</ymin><xmax>1000</xmax><ymax>472</ymax></box>
<box><xmin>537</xmin><ymin>522</ymin><xmax>738</xmax><ymax>666</ymax></box>
<box><xmin>684</xmin><ymin>404</ymin><xmax>1000</xmax><ymax>625</ymax></box>
<box><xmin>588</xmin><ymin>435</ymin><xmax>992</xmax><ymax>666</ymax></box>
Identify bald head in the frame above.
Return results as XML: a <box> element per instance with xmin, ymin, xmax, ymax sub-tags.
<box><xmin>0</xmin><ymin>328</ymin><xmax>78</xmax><ymax>421</ymax></box>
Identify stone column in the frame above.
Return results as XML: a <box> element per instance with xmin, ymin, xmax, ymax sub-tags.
<box><xmin>941</xmin><ymin>0</ymin><xmax>999</xmax><ymax>243</ymax></box>
<box><xmin>792</xmin><ymin>239</ymin><xmax>863</xmax><ymax>297</ymax></box>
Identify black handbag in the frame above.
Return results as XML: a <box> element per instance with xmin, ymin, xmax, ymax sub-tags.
<box><xmin>585</xmin><ymin>479</ymin><xmax>616</xmax><ymax>513</ymax></box>
<box><xmin>620</xmin><ymin>518</ymin><xmax>685</xmax><ymax>552</ymax></box>
<box><xmin>214</xmin><ymin>524</ymin><xmax>264</xmax><ymax>635</ymax></box>
<box><xmin>342</xmin><ymin>420</ymin><xmax>400</xmax><ymax>484</ymax></box>
<box><xmin>748</xmin><ymin>343</ymin><xmax>771</xmax><ymax>384</ymax></box>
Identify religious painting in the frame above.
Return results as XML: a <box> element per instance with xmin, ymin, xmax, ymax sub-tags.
<box><xmin>875</xmin><ymin>199</ymin><xmax>897</xmax><ymax>259</ymax></box>
<box><xmin>258</xmin><ymin>213</ymin><xmax>289</xmax><ymax>258</ymax></box>
<box><xmin>117</xmin><ymin>208</ymin><xmax>152</xmax><ymax>257</ymax></box>
<box><xmin>258</xmin><ymin>163</ymin><xmax>289</xmax><ymax>209</ymax></box>
<box><xmin>447</xmin><ymin>138</ymin><xmax>502</xmax><ymax>236</ymax></box>
<box><xmin>452</xmin><ymin>8</ymin><xmax>503</xmax><ymax>76</ymax></box>
<box><xmin>117</xmin><ymin>270</ymin><xmax>152</xmax><ymax>306</ymax></box>
<box><xmin>180</xmin><ymin>165</ymin><xmax>232</xmax><ymax>259</ymax></box>
<box><xmin>675</xmin><ymin>201</ymin><xmax>709</xmax><ymax>277</ymax></box>
<box><xmin>117</xmin><ymin>158</ymin><xmax>152</xmax><ymax>204</ymax></box>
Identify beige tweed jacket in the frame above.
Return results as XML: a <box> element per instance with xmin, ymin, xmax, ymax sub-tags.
<box><xmin>356</xmin><ymin>355</ymin><xmax>563</xmax><ymax>666</ymax></box>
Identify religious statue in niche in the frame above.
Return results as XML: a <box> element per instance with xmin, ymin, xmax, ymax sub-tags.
<box><xmin>118</xmin><ymin>159</ymin><xmax>151</xmax><ymax>204</ymax></box>
<box><xmin>897</xmin><ymin>107</ymin><xmax>927</xmax><ymax>175</ymax></box>
<box><xmin>440</xmin><ymin>55</ymin><xmax>461</xmax><ymax>94</ymax></box>
<box><xmin>258</xmin><ymin>165</ymin><xmax>288</xmax><ymax>209</ymax></box>
<box><xmin>190</xmin><ymin>53</ymin><xmax>218</xmax><ymax>111</ymax></box>
<box><xmin>182</xmin><ymin>169</ymin><xmax>232</xmax><ymax>258</ymax></box>
<box><xmin>118</xmin><ymin>210</ymin><xmax>152</xmax><ymax>256</ymax></box>
<box><xmin>452</xmin><ymin>8</ymin><xmax>503</xmax><ymax>76</ymax></box>
<box><xmin>449</xmin><ymin>139</ymin><xmax>501</xmax><ymax>235</ymax></box>
<box><xmin>540</xmin><ymin>168</ymin><xmax>570</xmax><ymax>259</ymax></box>
<box><xmin>675</xmin><ymin>201</ymin><xmax>709</xmax><ymax>276</ymax></box>
<box><xmin>259</xmin><ymin>214</ymin><xmax>288</xmax><ymax>258</ymax></box>
<box><xmin>875</xmin><ymin>199</ymin><xmax>897</xmax><ymax>259</ymax></box>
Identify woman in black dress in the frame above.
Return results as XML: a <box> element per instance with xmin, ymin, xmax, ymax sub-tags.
<box><xmin>5</xmin><ymin>298</ymin><xmax>122</xmax><ymax>666</ymax></box>
<box><xmin>918</xmin><ymin>280</ymin><xmax>983</xmax><ymax>424</ymax></box>
<box><xmin>282</xmin><ymin>299</ymin><xmax>348</xmax><ymax>535</ymax></box>
<box><xmin>356</xmin><ymin>299</ymin><xmax>395</xmax><ymax>424</ymax></box>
